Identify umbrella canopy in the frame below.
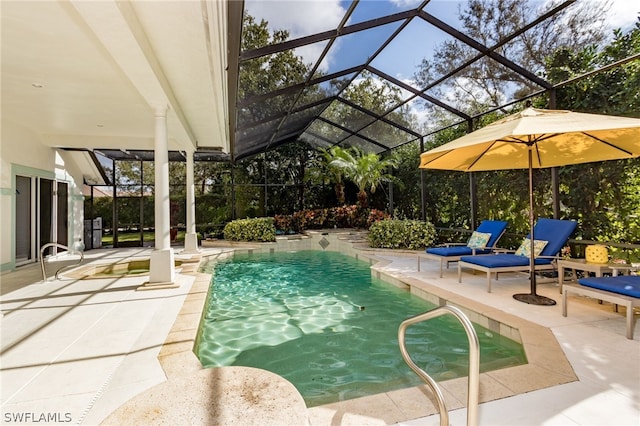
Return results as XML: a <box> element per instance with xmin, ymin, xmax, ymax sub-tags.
<box><xmin>420</xmin><ymin>107</ymin><xmax>640</xmax><ymax>171</ymax></box>
<box><xmin>419</xmin><ymin>107</ymin><xmax>640</xmax><ymax>305</ymax></box>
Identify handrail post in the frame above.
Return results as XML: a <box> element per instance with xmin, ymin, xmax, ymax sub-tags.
<box><xmin>398</xmin><ymin>305</ymin><xmax>480</xmax><ymax>426</ymax></box>
<box><xmin>40</xmin><ymin>243</ymin><xmax>84</xmax><ymax>281</ymax></box>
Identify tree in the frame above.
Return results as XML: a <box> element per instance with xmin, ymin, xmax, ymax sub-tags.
<box><xmin>330</xmin><ymin>147</ymin><xmax>399</xmax><ymax>208</ymax></box>
<box><xmin>238</xmin><ymin>14</ymin><xmax>316</xmax><ymax>127</ymax></box>
<box><xmin>545</xmin><ymin>20</ymin><xmax>640</xmax><ymax>116</ymax></box>
<box><xmin>313</xmin><ymin>146</ymin><xmax>353</xmax><ymax>205</ymax></box>
<box><xmin>413</xmin><ymin>0</ymin><xmax>611</xmax><ymax>116</ymax></box>
<box><xmin>416</xmin><ymin>123</ymin><xmax>475</xmax><ymax>227</ymax></box>
<box><xmin>227</xmin><ymin>14</ymin><xmax>415</xmax><ymax>218</ymax></box>
<box><xmin>543</xmin><ymin>20</ymin><xmax>640</xmax><ymax>243</ymax></box>
<box><xmin>322</xmin><ymin>70</ymin><xmax>419</xmax><ymax>148</ymax></box>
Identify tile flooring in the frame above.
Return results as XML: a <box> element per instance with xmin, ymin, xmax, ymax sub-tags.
<box><xmin>1</xmin><ymin>245</ymin><xmax>638</xmax><ymax>425</ymax></box>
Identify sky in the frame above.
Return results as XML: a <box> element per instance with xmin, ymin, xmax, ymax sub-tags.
<box><xmin>244</xmin><ymin>0</ymin><xmax>639</xmax><ymax>128</ymax></box>
<box><xmin>245</xmin><ymin>0</ymin><xmax>639</xmax><ymax>81</ymax></box>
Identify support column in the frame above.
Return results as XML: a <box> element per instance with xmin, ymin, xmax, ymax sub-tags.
<box><xmin>469</xmin><ymin>172</ymin><xmax>477</xmax><ymax>228</ymax></box>
<box><xmin>388</xmin><ymin>168</ymin><xmax>394</xmax><ymax>216</ymax></box>
<box><xmin>548</xmin><ymin>89</ymin><xmax>560</xmax><ymax>218</ymax></box>
<box><xmin>148</xmin><ymin>105</ymin><xmax>176</xmax><ymax>287</ymax></box>
<box><xmin>419</xmin><ymin>137</ymin><xmax>426</xmax><ymax>222</ymax></box>
<box><xmin>466</xmin><ymin>119</ymin><xmax>478</xmax><ymax>227</ymax></box>
<box><xmin>183</xmin><ymin>148</ymin><xmax>199</xmax><ymax>253</ymax></box>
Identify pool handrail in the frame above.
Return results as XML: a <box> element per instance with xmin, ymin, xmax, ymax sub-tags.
<box><xmin>398</xmin><ymin>304</ymin><xmax>480</xmax><ymax>426</ymax></box>
<box><xmin>40</xmin><ymin>243</ymin><xmax>84</xmax><ymax>281</ymax></box>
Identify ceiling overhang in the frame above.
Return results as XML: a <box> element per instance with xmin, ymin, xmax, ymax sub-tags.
<box><xmin>2</xmin><ymin>0</ymin><xmax>229</xmax><ymax>159</ymax></box>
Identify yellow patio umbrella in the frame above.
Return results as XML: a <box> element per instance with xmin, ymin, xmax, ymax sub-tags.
<box><xmin>420</xmin><ymin>107</ymin><xmax>640</xmax><ymax>305</ymax></box>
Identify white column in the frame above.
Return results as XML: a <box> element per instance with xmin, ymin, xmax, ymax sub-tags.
<box><xmin>183</xmin><ymin>148</ymin><xmax>199</xmax><ymax>252</ymax></box>
<box><xmin>148</xmin><ymin>105</ymin><xmax>176</xmax><ymax>286</ymax></box>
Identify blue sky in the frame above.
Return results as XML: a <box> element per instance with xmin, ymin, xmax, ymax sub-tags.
<box><xmin>246</xmin><ymin>0</ymin><xmax>639</xmax><ymax>84</ymax></box>
<box><xmin>244</xmin><ymin>0</ymin><xmax>638</xmax><ymax>128</ymax></box>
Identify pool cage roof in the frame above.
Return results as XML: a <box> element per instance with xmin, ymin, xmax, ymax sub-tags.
<box><xmin>85</xmin><ymin>0</ymin><xmax>636</xmax><ymax>170</ymax></box>
<box><xmin>227</xmin><ymin>0</ymin><xmax>574</xmax><ymax>161</ymax></box>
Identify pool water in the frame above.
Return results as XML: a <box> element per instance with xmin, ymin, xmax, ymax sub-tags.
<box><xmin>196</xmin><ymin>251</ymin><xmax>526</xmax><ymax>407</ymax></box>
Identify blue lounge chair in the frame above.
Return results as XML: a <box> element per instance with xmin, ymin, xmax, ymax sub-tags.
<box><xmin>418</xmin><ymin>220</ymin><xmax>508</xmax><ymax>277</ymax></box>
<box><xmin>563</xmin><ymin>275</ymin><xmax>640</xmax><ymax>339</ymax></box>
<box><xmin>458</xmin><ymin>218</ymin><xmax>577</xmax><ymax>292</ymax></box>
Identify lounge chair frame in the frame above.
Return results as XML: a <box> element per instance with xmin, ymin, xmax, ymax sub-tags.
<box><xmin>417</xmin><ymin>220</ymin><xmax>508</xmax><ymax>278</ymax></box>
<box><xmin>562</xmin><ymin>281</ymin><xmax>639</xmax><ymax>339</ymax></box>
<box><xmin>418</xmin><ymin>245</ymin><xmax>484</xmax><ymax>277</ymax></box>
<box><xmin>457</xmin><ymin>255</ymin><xmax>559</xmax><ymax>293</ymax></box>
<box><xmin>457</xmin><ymin>218</ymin><xmax>577</xmax><ymax>293</ymax></box>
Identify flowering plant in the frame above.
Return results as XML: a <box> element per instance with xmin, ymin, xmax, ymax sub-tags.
<box><xmin>611</xmin><ymin>258</ymin><xmax>628</xmax><ymax>265</ymax></box>
<box><xmin>273</xmin><ymin>205</ymin><xmax>389</xmax><ymax>232</ymax></box>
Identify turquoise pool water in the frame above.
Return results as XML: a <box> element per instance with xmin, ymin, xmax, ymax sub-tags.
<box><xmin>197</xmin><ymin>251</ymin><xmax>526</xmax><ymax>407</ymax></box>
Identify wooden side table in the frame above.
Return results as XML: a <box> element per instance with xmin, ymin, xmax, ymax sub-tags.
<box><xmin>610</xmin><ymin>265</ymin><xmax>634</xmax><ymax>276</ymax></box>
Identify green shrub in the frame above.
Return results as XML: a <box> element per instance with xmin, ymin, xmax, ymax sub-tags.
<box><xmin>368</xmin><ymin>219</ymin><xmax>436</xmax><ymax>250</ymax></box>
<box><xmin>223</xmin><ymin>217</ymin><xmax>276</xmax><ymax>242</ymax></box>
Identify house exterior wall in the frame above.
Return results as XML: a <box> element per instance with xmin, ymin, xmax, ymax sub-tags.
<box><xmin>1</xmin><ymin>121</ymin><xmax>85</xmax><ymax>272</ymax></box>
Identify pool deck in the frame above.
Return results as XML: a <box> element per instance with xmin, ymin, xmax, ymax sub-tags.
<box><xmin>1</xmin><ymin>237</ymin><xmax>638</xmax><ymax>425</ymax></box>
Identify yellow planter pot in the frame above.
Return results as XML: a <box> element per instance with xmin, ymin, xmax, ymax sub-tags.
<box><xmin>585</xmin><ymin>244</ymin><xmax>608</xmax><ymax>264</ymax></box>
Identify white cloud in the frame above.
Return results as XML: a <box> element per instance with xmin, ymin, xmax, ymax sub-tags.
<box><xmin>606</xmin><ymin>0</ymin><xmax>639</xmax><ymax>30</ymax></box>
<box><xmin>246</xmin><ymin>0</ymin><xmax>345</xmax><ymax>38</ymax></box>
<box><xmin>389</xmin><ymin>0</ymin><xmax>423</xmax><ymax>8</ymax></box>
<box><xmin>245</xmin><ymin>0</ymin><xmax>346</xmax><ymax>70</ymax></box>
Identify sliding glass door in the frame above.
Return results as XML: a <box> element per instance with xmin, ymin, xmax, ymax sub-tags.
<box><xmin>15</xmin><ymin>176</ymin><xmax>32</xmax><ymax>264</ymax></box>
<box><xmin>14</xmin><ymin>175</ymin><xmax>68</xmax><ymax>265</ymax></box>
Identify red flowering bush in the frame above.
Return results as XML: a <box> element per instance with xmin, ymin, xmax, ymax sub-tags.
<box><xmin>273</xmin><ymin>205</ymin><xmax>390</xmax><ymax>233</ymax></box>
<box><xmin>367</xmin><ymin>209</ymin><xmax>391</xmax><ymax>228</ymax></box>
<box><xmin>274</xmin><ymin>215</ymin><xmax>293</xmax><ymax>234</ymax></box>
<box><xmin>332</xmin><ymin>205</ymin><xmax>358</xmax><ymax>228</ymax></box>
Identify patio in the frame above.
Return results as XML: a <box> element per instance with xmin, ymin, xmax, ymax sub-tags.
<box><xmin>1</xmin><ymin>238</ymin><xmax>638</xmax><ymax>425</ymax></box>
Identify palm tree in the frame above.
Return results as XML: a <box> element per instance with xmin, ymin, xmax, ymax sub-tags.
<box><xmin>318</xmin><ymin>146</ymin><xmax>353</xmax><ymax>205</ymax></box>
<box><xmin>330</xmin><ymin>147</ymin><xmax>399</xmax><ymax>208</ymax></box>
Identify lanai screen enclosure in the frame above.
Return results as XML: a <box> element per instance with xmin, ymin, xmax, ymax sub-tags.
<box><xmin>84</xmin><ymin>0</ymin><xmax>639</xmax><ymax>233</ymax></box>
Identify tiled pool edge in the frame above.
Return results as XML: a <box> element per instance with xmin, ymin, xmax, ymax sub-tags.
<box><xmin>103</xmin><ymin>248</ymin><xmax>309</xmax><ymax>425</ymax></box>
<box><xmin>150</xmin><ymin>235</ymin><xmax>577</xmax><ymax>424</ymax></box>
<box><xmin>303</xmin><ymin>244</ymin><xmax>577</xmax><ymax>424</ymax></box>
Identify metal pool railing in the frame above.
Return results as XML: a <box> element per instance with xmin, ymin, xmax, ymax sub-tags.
<box><xmin>398</xmin><ymin>305</ymin><xmax>480</xmax><ymax>426</ymax></box>
<box><xmin>40</xmin><ymin>243</ymin><xmax>84</xmax><ymax>281</ymax></box>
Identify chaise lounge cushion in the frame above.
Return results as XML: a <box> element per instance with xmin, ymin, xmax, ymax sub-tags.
<box><xmin>460</xmin><ymin>218</ymin><xmax>577</xmax><ymax>268</ymax></box>
<box><xmin>578</xmin><ymin>275</ymin><xmax>640</xmax><ymax>298</ymax></box>
<box><xmin>426</xmin><ymin>246</ymin><xmax>492</xmax><ymax>257</ymax></box>
<box><xmin>424</xmin><ymin>220</ymin><xmax>508</xmax><ymax>258</ymax></box>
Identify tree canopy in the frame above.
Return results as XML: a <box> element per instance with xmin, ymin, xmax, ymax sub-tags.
<box><xmin>413</xmin><ymin>0</ymin><xmax>611</xmax><ymax>117</ymax></box>
<box><xmin>88</xmin><ymin>4</ymin><xmax>640</xmax><ymax>254</ymax></box>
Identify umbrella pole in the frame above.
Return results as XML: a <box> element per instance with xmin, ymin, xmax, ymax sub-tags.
<box><xmin>514</xmin><ymin>148</ymin><xmax>556</xmax><ymax>306</ymax></box>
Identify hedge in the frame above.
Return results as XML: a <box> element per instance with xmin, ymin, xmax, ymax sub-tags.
<box><xmin>368</xmin><ymin>219</ymin><xmax>436</xmax><ymax>250</ymax></box>
<box><xmin>223</xmin><ymin>217</ymin><xmax>276</xmax><ymax>242</ymax></box>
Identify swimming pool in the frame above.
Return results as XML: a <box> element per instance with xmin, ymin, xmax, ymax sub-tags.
<box><xmin>196</xmin><ymin>250</ymin><xmax>526</xmax><ymax>407</ymax></box>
